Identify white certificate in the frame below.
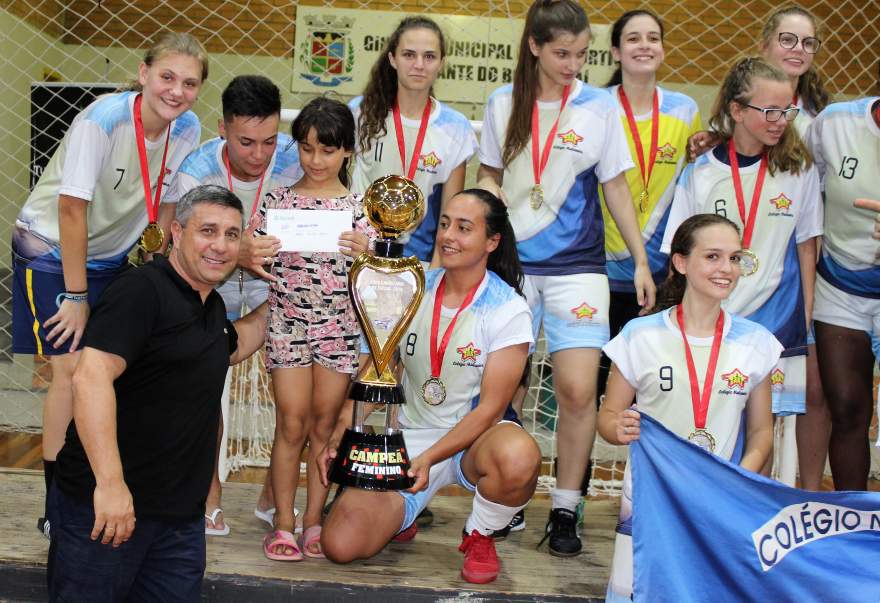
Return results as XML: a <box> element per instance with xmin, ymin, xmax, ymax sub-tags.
<box><xmin>266</xmin><ymin>209</ymin><xmax>353</xmax><ymax>253</ymax></box>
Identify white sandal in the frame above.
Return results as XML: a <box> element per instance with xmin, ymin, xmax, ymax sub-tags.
<box><xmin>205</xmin><ymin>507</ymin><xmax>230</xmax><ymax>536</ymax></box>
<box><xmin>254</xmin><ymin>506</ymin><xmax>302</xmax><ymax>533</ymax></box>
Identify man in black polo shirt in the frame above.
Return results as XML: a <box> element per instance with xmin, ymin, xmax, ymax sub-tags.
<box><xmin>48</xmin><ymin>185</ymin><xmax>269</xmax><ymax>601</ymax></box>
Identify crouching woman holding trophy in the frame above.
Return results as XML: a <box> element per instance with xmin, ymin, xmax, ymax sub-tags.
<box><xmin>319</xmin><ymin>187</ymin><xmax>540</xmax><ymax>584</ymax></box>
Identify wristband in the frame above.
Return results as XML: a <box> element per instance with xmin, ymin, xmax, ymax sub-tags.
<box><xmin>55</xmin><ymin>292</ymin><xmax>89</xmax><ymax>307</ymax></box>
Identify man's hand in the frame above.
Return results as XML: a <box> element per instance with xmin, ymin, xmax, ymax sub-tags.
<box><xmin>239</xmin><ymin>225</ymin><xmax>281</xmax><ymax>281</ymax></box>
<box><xmin>91</xmin><ymin>479</ymin><xmax>135</xmax><ymax>547</ymax></box>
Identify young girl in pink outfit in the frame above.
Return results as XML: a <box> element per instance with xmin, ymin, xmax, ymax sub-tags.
<box><xmin>251</xmin><ymin>97</ymin><xmax>374</xmax><ymax>560</ymax></box>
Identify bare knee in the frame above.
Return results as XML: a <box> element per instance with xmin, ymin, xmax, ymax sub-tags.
<box><xmin>276</xmin><ymin>412</ymin><xmax>309</xmax><ymax>446</ymax></box>
<box><xmin>322</xmin><ymin>501</ymin><xmax>364</xmax><ymax>564</ymax></box>
<box><xmin>495</xmin><ymin>436</ymin><xmax>541</xmax><ymax>492</ymax></box>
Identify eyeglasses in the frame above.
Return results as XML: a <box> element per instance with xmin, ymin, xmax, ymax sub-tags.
<box><xmin>778</xmin><ymin>32</ymin><xmax>821</xmax><ymax>54</ymax></box>
<box><xmin>743</xmin><ymin>103</ymin><xmax>801</xmax><ymax>122</ymax></box>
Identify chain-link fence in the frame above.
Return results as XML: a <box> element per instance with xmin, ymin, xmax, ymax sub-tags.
<box><xmin>1</xmin><ymin>1</ymin><xmax>878</xmax><ymax>491</ymax></box>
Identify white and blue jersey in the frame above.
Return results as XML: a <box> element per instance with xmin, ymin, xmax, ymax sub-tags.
<box><xmin>398</xmin><ymin>269</ymin><xmax>533</xmax><ymax>430</ymax></box>
<box><xmin>350</xmin><ymin>97</ymin><xmax>477</xmax><ymax>262</ymax></box>
<box><xmin>172</xmin><ymin>134</ymin><xmax>302</xmax><ymax>209</ymax></box>
<box><xmin>480</xmin><ymin>80</ymin><xmax>634</xmax><ymax>276</ymax></box>
<box><xmin>14</xmin><ymin>91</ymin><xmax>200</xmax><ymax>272</ymax></box>
<box><xmin>603</xmin><ymin>309</ymin><xmax>782</xmax><ymax>603</ymax></box>
<box><xmin>805</xmin><ymin>98</ymin><xmax>880</xmax><ymax>299</ymax></box>
<box><xmin>661</xmin><ymin>147</ymin><xmax>823</xmax><ymax>356</ymax></box>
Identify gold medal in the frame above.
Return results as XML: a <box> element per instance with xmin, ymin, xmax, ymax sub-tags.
<box><xmin>688</xmin><ymin>428</ymin><xmax>716</xmax><ymax>453</ymax></box>
<box><xmin>637</xmin><ymin>189</ymin><xmax>648</xmax><ymax>213</ymax></box>
<box><xmin>140</xmin><ymin>222</ymin><xmax>164</xmax><ymax>253</ymax></box>
<box><xmin>530</xmin><ymin>184</ymin><xmax>544</xmax><ymax>210</ymax></box>
<box><xmin>739</xmin><ymin>248</ymin><xmax>759</xmax><ymax>277</ymax></box>
<box><xmin>421</xmin><ymin>377</ymin><xmax>446</xmax><ymax>406</ymax></box>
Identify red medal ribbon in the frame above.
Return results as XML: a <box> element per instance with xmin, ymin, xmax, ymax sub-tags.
<box><xmin>429</xmin><ymin>275</ymin><xmax>482</xmax><ymax>379</ymax></box>
<box><xmin>618</xmin><ymin>87</ymin><xmax>659</xmax><ymax>198</ymax></box>
<box><xmin>224</xmin><ymin>144</ymin><xmax>268</xmax><ymax>217</ymax></box>
<box><xmin>531</xmin><ymin>84</ymin><xmax>571</xmax><ymax>189</ymax></box>
<box><xmin>133</xmin><ymin>94</ymin><xmax>171</xmax><ymax>225</ymax></box>
<box><xmin>727</xmin><ymin>138</ymin><xmax>767</xmax><ymax>250</ymax></box>
<box><xmin>675</xmin><ymin>305</ymin><xmax>725</xmax><ymax>430</ymax></box>
<box><xmin>392</xmin><ymin>98</ymin><xmax>432</xmax><ymax>180</ymax></box>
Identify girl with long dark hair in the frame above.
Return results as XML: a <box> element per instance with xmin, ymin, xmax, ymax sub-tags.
<box><xmin>599</xmin><ymin>213</ymin><xmax>777</xmax><ymax>602</ymax></box>
<box><xmin>477</xmin><ymin>0</ymin><xmax>655</xmax><ymax>557</ymax></box>
<box><xmin>597</xmin><ymin>9</ymin><xmax>701</xmax><ymax>400</ymax></box>
<box><xmin>318</xmin><ymin>189</ymin><xmax>540</xmax><ymax>585</ymax></box>
<box><xmin>350</xmin><ymin>16</ymin><xmax>477</xmax><ymax>265</ymax></box>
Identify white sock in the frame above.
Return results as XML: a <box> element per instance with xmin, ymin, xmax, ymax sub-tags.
<box><xmin>465</xmin><ymin>487</ymin><xmax>527</xmax><ymax>536</ymax></box>
<box><xmin>550</xmin><ymin>488</ymin><xmax>581</xmax><ymax>512</ymax></box>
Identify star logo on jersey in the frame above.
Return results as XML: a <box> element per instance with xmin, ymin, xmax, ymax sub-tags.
<box><xmin>770</xmin><ymin>193</ymin><xmax>793</xmax><ymax>210</ymax></box>
<box><xmin>571</xmin><ymin>302</ymin><xmax>597</xmax><ymax>320</ymax></box>
<box><xmin>657</xmin><ymin>142</ymin><xmax>677</xmax><ymax>160</ymax></box>
<box><xmin>558</xmin><ymin>129</ymin><xmax>583</xmax><ymax>145</ymax></box>
<box><xmin>770</xmin><ymin>368</ymin><xmax>785</xmax><ymax>392</ymax></box>
<box><xmin>722</xmin><ymin>368</ymin><xmax>749</xmax><ymax>389</ymax></box>
<box><xmin>457</xmin><ymin>341</ymin><xmax>481</xmax><ymax>362</ymax></box>
<box><xmin>421</xmin><ymin>151</ymin><xmax>442</xmax><ymax>169</ymax></box>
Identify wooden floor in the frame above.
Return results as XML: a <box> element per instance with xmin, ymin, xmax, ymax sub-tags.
<box><xmin>0</xmin><ymin>468</ymin><xmax>615</xmax><ymax>602</ymax></box>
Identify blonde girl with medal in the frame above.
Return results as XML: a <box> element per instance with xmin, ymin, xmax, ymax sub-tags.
<box><xmin>662</xmin><ymin>58</ymin><xmax>822</xmax><ymax>483</ymax></box>
<box><xmin>252</xmin><ymin>98</ymin><xmax>374</xmax><ymax>561</ymax></box>
<box><xmin>318</xmin><ymin>189</ymin><xmax>539</xmax><ymax>585</ymax></box>
<box><xmin>350</xmin><ymin>17</ymin><xmax>477</xmax><ymax>267</ymax></box>
<box><xmin>599</xmin><ymin>214</ymin><xmax>779</xmax><ymax>603</ymax></box>
<box><xmin>478</xmin><ymin>0</ymin><xmax>655</xmax><ymax>557</ymax></box>
<box><xmin>597</xmin><ymin>10</ymin><xmax>700</xmax><ymax>399</ymax></box>
<box><xmin>11</xmin><ymin>32</ymin><xmax>206</xmax><ymax>538</ymax></box>
<box><xmin>758</xmin><ymin>6</ymin><xmax>830</xmax><ymax>491</ymax></box>
<box><xmin>805</xmin><ymin>96</ymin><xmax>880</xmax><ymax>491</ymax></box>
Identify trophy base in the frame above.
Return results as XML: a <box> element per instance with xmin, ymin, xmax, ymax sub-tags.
<box><xmin>351</xmin><ymin>381</ymin><xmax>405</xmax><ymax>405</ymax></box>
<box><xmin>374</xmin><ymin>240</ymin><xmax>404</xmax><ymax>258</ymax></box>
<box><xmin>329</xmin><ymin>429</ymin><xmax>415</xmax><ymax>490</ymax></box>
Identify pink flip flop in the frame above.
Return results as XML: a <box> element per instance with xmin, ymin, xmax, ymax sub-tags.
<box><xmin>263</xmin><ymin>529</ymin><xmax>303</xmax><ymax>561</ymax></box>
<box><xmin>302</xmin><ymin>525</ymin><xmax>325</xmax><ymax>559</ymax></box>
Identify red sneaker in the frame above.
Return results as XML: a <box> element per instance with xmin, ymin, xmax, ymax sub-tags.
<box><xmin>459</xmin><ymin>530</ymin><xmax>500</xmax><ymax>583</ymax></box>
<box><xmin>392</xmin><ymin>522</ymin><xmax>417</xmax><ymax>543</ymax></box>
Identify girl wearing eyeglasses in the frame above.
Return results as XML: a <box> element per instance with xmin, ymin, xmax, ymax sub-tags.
<box><xmin>804</xmin><ymin>95</ymin><xmax>880</xmax><ymax>491</ymax></box>
<box><xmin>661</xmin><ymin>58</ymin><xmax>822</xmax><ymax>482</ymax></box>
<box><xmin>761</xmin><ymin>7</ymin><xmax>830</xmax><ymax>490</ymax></box>
<box><xmin>759</xmin><ymin>6</ymin><xmax>828</xmax><ymax>137</ymax></box>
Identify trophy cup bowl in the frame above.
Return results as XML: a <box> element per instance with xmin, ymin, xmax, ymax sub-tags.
<box><xmin>363</xmin><ymin>174</ymin><xmax>426</xmax><ymax>240</ymax></box>
<box><xmin>329</xmin><ymin>176</ymin><xmax>426</xmax><ymax>491</ymax></box>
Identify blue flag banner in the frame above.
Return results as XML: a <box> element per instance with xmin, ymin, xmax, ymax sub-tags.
<box><xmin>632</xmin><ymin>414</ymin><xmax>880</xmax><ymax>602</ymax></box>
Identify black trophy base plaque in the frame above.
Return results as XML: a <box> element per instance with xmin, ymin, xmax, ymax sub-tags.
<box><xmin>329</xmin><ymin>429</ymin><xmax>415</xmax><ymax>490</ymax></box>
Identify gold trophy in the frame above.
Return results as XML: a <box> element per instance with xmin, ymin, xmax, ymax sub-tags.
<box><xmin>329</xmin><ymin>175</ymin><xmax>426</xmax><ymax>490</ymax></box>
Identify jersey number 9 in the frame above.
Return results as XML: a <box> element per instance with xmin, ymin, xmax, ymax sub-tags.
<box><xmin>659</xmin><ymin>365</ymin><xmax>674</xmax><ymax>391</ymax></box>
